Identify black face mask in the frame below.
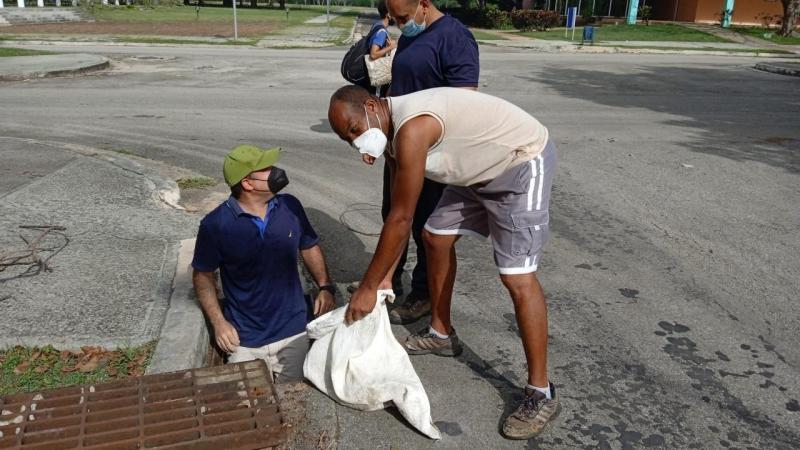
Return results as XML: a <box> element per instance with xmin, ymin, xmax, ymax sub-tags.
<box><xmin>388</xmin><ymin>18</ymin><xmax>396</xmax><ymax>26</ymax></box>
<box><xmin>267</xmin><ymin>166</ymin><xmax>289</xmax><ymax>194</ymax></box>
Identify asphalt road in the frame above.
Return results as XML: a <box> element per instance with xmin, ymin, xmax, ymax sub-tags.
<box><xmin>1</xmin><ymin>44</ymin><xmax>799</xmax><ymax>449</ymax></box>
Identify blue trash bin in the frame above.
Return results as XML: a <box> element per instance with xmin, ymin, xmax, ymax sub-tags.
<box><xmin>582</xmin><ymin>25</ymin><xmax>595</xmax><ymax>45</ymax></box>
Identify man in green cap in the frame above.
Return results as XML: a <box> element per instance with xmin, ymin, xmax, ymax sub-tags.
<box><xmin>192</xmin><ymin>144</ymin><xmax>336</xmax><ymax>381</ymax></box>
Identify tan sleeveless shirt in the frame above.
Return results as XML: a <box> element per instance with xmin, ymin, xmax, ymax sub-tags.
<box><xmin>387</xmin><ymin>87</ymin><xmax>549</xmax><ymax>186</ymax></box>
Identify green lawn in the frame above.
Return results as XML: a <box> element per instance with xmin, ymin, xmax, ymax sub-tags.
<box><xmin>115</xmin><ymin>36</ymin><xmax>258</xmax><ymax>45</ymax></box>
<box><xmin>0</xmin><ymin>342</ymin><xmax>156</xmax><ymax>396</ymax></box>
<box><xmin>0</xmin><ymin>47</ymin><xmax>55</xmax><ymax>57</ymax></box>
<box><xmin>597</xmin><ymin>44</ymin><xmax>791</xmax><ymax>54</ymax></box>
<box><xmin>91</xmin><ymin>4</ymin><xmax>355</xmax><ymax>28</ymax></box>
<box><xmin>731</xmin><ymin>26</ymin><xmax>800</xmax><ymax>45</ymax></box>
<box><xmin>521</xmin><ymin>23</ymin><xmax>728</xmax><ymax>42</ymax></box>
<box><xmin>470</xmin><ymin>29</ymin><xmax>510</xmax><ymax>40</ymax></box>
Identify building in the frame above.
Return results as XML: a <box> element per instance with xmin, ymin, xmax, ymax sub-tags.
<box><xmin>652</xmin><ymin>0</ymin><xmax>784</xmax><ymax>26</ymax></box>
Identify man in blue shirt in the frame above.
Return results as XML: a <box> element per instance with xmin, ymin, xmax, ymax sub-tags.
<box><xmin>367</xmin><ymin>1</ymin><xmax>396</xmax><ymax>96</ymax></box>
<box><xmin>192</xmin><ymin>144</ymin><xmax>335</xmax><ymax>382</ymax></box>
<box><xmin>383</xmin><ymin>0</ymin><xmax>479</xmax><ymax>324</ymax></box>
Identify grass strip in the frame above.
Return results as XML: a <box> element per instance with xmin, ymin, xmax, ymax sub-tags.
<box><xmin>177</xmin><ymin>176</ymin><xmax>218</xmax><ymax>190</ymax></box>
<box><xmin>595</xmin><ymin>44</ymin><xmax>792</xmax><ymax>54</ymax></box>
<box><xmin>731</xmin><ymin>26</ymin><xmax>800</xmax><ymax>45</ymax></box>
<box><xmin>0</xmin><ymin>48</ymin><xmax>56</xmax><ymax>57</ymax></box>
<box><xmin>0</xmin><ymin>341</ymin><xmax>157</xmax><ymax>396</ymax></box>
<box><xmin>470</xmin><ymin>29</ymin><xmax>510</xmax><ymax>40</ymax></box>
<box><xmin>115</xmin><ymin>36</ymin><xmax>257</xmax><ymax>45</ymax></box>
<box><xmin>521</xmin><ymin>23</ymin><xmax>728</xmax><ymax>42</ymax></box>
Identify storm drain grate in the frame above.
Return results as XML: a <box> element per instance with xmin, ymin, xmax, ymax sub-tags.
<box><xmin>0</xmin><ymin>360</ymin><xmax>287</xmax><ymax>449</ymax></box>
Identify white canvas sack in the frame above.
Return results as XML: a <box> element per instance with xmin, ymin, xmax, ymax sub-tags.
<box><xmin>303</xmin><ymin>289</ymin><xmax>441</xmax><ymax>440</ymax></box>
<box><xmin>364</xmin><ymin>49</ymin><xmax>394</xmax><ymax>87</ymax></box>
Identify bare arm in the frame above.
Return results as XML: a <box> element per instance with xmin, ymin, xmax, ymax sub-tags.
<box><xmin>301</xmin><ymin>245</ymin><xmax>331</xmax><ymax>287</ymax></box>
<box><xmin>193</xmin><ymin>269</ymin><xmax>239</xmax><ymax>352</ymax></box>
<box><xmin>346</xmin><ymin>115</ymin><xmax>443</xmax><ymax>323</ymax></box>
<box><xmin>301</xmin><ymin>245</ymin><xmax>336</xmax><ymax>316</ymax></box>
<box><xmin>369</xmin><ymin>41</ymin><xmax>395</xmax><ymax>60</ymax></box>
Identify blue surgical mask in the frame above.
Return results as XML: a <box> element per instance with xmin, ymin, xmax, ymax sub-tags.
<box><xmin>400</xmin><ymin>3</ymin><xmax>426</xmax><ymax>37</ymax></box>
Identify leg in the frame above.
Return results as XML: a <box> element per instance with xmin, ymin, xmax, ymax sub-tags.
<box><xmin>410</xmin><ymin>178</ymin><xmax>447</xmax><ymax>295</ymax></box>
<box><xmin>267</xmin><ymin>332</ymin><xmax>310</xmax><ymax>382</ymax></box>
<box><xmin>423</xmin><ymin>230</ymin><xmax>459</xmax><ymax>335</ymax></box>
<box><xmin>382</xmin><ymin>161</ymin><xmax>407</xmax><ymax>290</ymax></box>
<box><xmin>402</xmin><ymin>185</ymin><xmax>488</xmax><ymax>356</ymax></box>
<box><xmin>390</xmin><ymin>179</ymin><xmax>455</xmax><ymax>324</ymax></box>
<box><xmin>500</xmin><ymin>273</ymin><xmax>548</xmax><ymax>387</ymax></box>
<box><xmin>228</xmin><ymin>345</ymin><xmax>257</xmax><ymax>364</ymax></box>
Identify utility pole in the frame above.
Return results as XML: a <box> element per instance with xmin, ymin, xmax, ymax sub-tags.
<box><xmin>232</xmin><ymin>0</ymin><xmax>239</xmax><ymax>41</ymax></box>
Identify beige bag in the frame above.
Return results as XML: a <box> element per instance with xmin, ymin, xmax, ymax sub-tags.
<box><xmin>364</xmin><ymin>50</ymin><xmax>394</xmax><ymax>87</ymax></box>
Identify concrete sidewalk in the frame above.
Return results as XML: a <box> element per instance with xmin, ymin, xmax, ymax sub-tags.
<box><xmin>0</xmin><ymin>52</ymin><xmax>108</xmax><ymax>81</ymax></box>
<box><xmin>0</xmin><ymin>137</ymin><xmax>197</xmax><ymax>350</ymax></box>
<box><xmin>477</xmin><ymin>37</ymin><xmax>798</xmax><ymax>56</ymax></box>
<box><xmin>681</xmin><ymin>22</ymin><xmax>800</xmax><ymax>54</ymax></box>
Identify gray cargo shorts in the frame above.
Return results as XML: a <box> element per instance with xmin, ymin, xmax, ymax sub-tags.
<box><xmin>424</xmin><ymin>140</ymin><xmax>556</xmax><ymax>274</ymax></box>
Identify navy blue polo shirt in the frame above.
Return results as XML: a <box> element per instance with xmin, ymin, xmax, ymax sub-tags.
<box><xmin>391</xmin><ymin>15</ymin><xmax>479</xmax><ymax>96</ymax></box>
<box><xmin>191</xmin><ymin>194</ymin><xmax>320</xmax><ymax>348</ymax></box>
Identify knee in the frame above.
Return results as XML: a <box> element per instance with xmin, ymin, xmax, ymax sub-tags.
<box><xmin>422</xmin><ymin>229</ymin><xmax>449</xmax><ymax>253</ymax></box>
<box><xmin>422</xmin><ymin>229</ymin><xmax>439</xmax><ymax>249</ymax></box>
<box><xmin>501</xmin><ymin>274</ymin><xmax>539</xmax><ymax>301</ymax></box>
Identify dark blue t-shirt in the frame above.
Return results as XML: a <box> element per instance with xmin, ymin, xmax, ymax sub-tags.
<box><xmin>191</xmin><ymin>194</ymin><xmax>320</xmax><ymax>348</ymax></box>
<box><xmin>391</xmin><ymin>15</ymin><xmax>479</xmax><ymax>96</ymax></box>
<box><xmin>368</xmin><ymin>22</ymin><xmax>389</xmax><ymax>49</ymax></box>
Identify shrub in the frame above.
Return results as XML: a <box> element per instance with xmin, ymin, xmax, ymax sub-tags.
<box><xmin>448</xmin><ymin>5</ymin><xmax>509</xmax><ymax>29</ymax></box>
<box><xmin>581</xmin><ymin>3</ymin><xmax>595</xmax><ymax>23</ymax></box>
<box><xmin>482</xmin><ymin>4</ymin><xmax>510</xmax><ymax>28</ymax></box>
<box><xmin>637</xmin><ymin>4</ymin><xmax>653</xmax><ymax>25</ymax></box>
<box><xmin>510</xmin><ymin>9</ymin><xmax>560</xmax><ymax>32</ymax></box>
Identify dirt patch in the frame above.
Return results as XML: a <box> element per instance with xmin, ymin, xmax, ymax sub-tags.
<box><xmin>1</xmin><ymin>21</ymin><xmax>280</xmax><ymax>37</ymax></box>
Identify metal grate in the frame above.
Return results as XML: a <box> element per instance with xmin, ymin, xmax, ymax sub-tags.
<box><xmin>0</xmin><ymin>360</ymin><xmax>287</xmax><ymax>449</ymax></box>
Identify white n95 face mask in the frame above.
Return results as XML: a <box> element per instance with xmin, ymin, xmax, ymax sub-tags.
<box><xmin>352</xmin><ymin>106</ymin><xmax>387</xmax><ymax>159</ymax></box>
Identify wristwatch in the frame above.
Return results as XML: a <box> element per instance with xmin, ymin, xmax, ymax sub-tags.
<box><xmin>319</xmin><ymin>285</ymin><xmax>336</xmax><ymax>296</ymax></box>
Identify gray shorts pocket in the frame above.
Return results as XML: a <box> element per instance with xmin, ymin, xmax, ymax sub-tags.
<box><xmin>510</xmin><ymin>211</ymin><xmax>549</xmax><ymax>257</ymax></box>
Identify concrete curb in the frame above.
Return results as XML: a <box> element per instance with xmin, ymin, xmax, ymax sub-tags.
<box><xmin>754</xmin><ymin>62</ymin><xmax>800</xmax><ymax>76</ymax></box>
<box><xmin>0</xmin><ymin>54</ymin><xmax>109</xmax><ymax>82</ymax></box>
<box><xmin>146</xmin><ymin>238</ymin><xmax>209</xmax><ymax>375</ymax></box>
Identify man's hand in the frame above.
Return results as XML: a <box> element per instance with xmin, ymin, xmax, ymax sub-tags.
<box><xmin>213</xmin><ymin>319</ymin><xmax>240</xmax><ymax>353</ymax></box>
<box><xmin>346</xmin><ymin>284</ymin><xmax>378</xmax><ymax>324</ymax></box>
<box><xmin>314</xmin><ymin>291</ymin><xmax>335</xmax><ymax>317</ymax></box>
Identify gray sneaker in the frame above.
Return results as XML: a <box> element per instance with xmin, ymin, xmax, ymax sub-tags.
<box><xmin>502</xmin><ymin>383</ymin><xmax>561</xmax><ymax>440</ymax></box>
<box><xmin>402</xmin><ymin>327</ymin><xmax>463</xmax><ymax>357</ymax></box>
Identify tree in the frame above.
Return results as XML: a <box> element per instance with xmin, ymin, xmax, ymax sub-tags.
<box><xmin>779</xmin><ymin>0</ymin><xmax>799</xmax><ymax>37</ymax></box>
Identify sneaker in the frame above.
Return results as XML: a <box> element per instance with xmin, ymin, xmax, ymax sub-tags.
<box><xmin>346</xmin><ymin>280</ymin><xmax>404</xmax><ymax>297</ymax></box>
<box><xmin>402</xmin><ymin>327</ymin><xmax>463</xmax><ymax>357</ymax></box>
<box><xmin>388</xmin><ymin>290</ymin><xmax>431</xmax><ymax>324</ymax></box>
<box><xmin>502</xmin><ymin>383</ymin><xmax>561</xmax><ymax>440</ymax></box>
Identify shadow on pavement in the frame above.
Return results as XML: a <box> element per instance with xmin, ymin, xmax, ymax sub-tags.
<box><xmin>526</xmin><ymin>66</ymin><xmax>800</xmax><ymax>172</ymax></box>
<box><xmin>305</xmin><ymin>207</ymin><xmax>372</xmax><ymax>287</ymax></box>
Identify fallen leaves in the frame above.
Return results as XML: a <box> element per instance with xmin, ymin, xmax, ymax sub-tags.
<box><xmin>13</xmin><ymin>362</ymin><xmax>30</xmax><ymax>375</ymax></box>
<box><xmin>1</xmin><ymin>341</ymin><xmax>157</xmax><ymax>396</ymax></box>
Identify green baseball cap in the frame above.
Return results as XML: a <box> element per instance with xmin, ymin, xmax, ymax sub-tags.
<box><xmin>223</xmin><ymin>144</ymin><xmax>281</xmax><ymax>186</ymax></box>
